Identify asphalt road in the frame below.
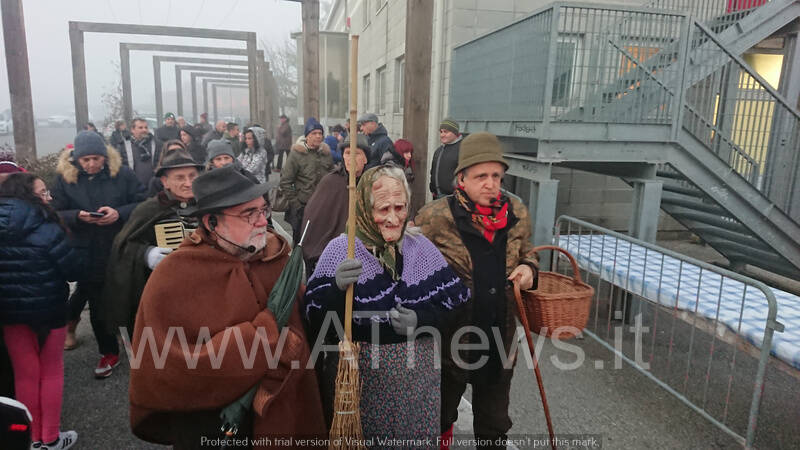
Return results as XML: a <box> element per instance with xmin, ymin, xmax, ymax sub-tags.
<box><xmin>55</xmin><ymin>175</ymin><xmax>799</xmax><ymax>449</ymax></box>
<box><xmin>62</xmin><ymin>298</ymin><xmax>799</xmax><ymax>449</ymax></box>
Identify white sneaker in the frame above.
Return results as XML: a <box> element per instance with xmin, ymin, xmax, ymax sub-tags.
<box><xmin>42</xmin><ymin>430</ymin><xmax>77</xmax><ymax>450</ymax></box>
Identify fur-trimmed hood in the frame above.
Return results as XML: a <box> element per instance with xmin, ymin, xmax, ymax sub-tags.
<box><xmin>56</xmin><ymin>145</ymin><xmax>123</xmax><ymax>184</ymax></box>
<box><xmin>291</xmin><ymin>136</ymin><xmax>331</xmax><ymax>156</ymax></box>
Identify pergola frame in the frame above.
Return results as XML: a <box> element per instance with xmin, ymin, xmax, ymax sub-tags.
<box><xmin>69</xmin><ymin>21</ymin><xmax>258</xmax><ymax>131</ymax></box>
<box><xmin>209</xmin><ymin>82</ymin><xmax>250</xmax><ymax>122</ymax></box>
<box><xmin>151</xmin><ymin>55</ymin><xmax>251</xmax><ymax>122</ymax></box>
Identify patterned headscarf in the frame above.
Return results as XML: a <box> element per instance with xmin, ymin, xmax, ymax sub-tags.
<box><xmin>454</xmin><ymin>187</ymin><xmax>509</xmax><ymax>243</ymax></box>
<box><xmin>354</xmin><ymin>166</ymin><xmax>409</xmax><ymax>280</ymax></box>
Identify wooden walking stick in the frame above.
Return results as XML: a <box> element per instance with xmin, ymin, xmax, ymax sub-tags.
<box><xmin>328</xmin><ymin>34</ymin><xmax>364</xmax><ymax>450</ymax></box>
<box><xmin>513</xmin><ymin>281</ymin><xmax>557</xmax><ymax>450</ymax></box>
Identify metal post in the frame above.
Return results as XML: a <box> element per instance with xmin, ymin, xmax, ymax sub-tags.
<box><xmin>69</xmin><ymin>23</ymin><xmax>88</xmax><ymax>132</ymax></box>
<box><xmin>628</xmin><ymin>177</ymin><xmax>663</xmax><ymax>243</ymax></box>
<box><xmin>153</xmin><ymin>57</ymin><xmax>163</xmax><ymax>124</ymax></box>
<box><xmin>540</xmin><ymin>6</ymin><xmax>560</xmax><ymax>129</ymax></box>
<box><xmin>403</xmin><ymin>0</ymin><xmax>434</xmax><ymax>215</ymax></box>
<box><xmin>302</xmin><ymin>0</ymin><xmax>320</xmax><ymax>119</ymax></box>
<box><xmin>1</xmin><ymin>0</ymin><xmax>36</xmax><ymax>160</ymax></box>
<box><xmin>120</xmin><ymin>44</ymin><xmax>132</xmax><ymax>124</ymax></box>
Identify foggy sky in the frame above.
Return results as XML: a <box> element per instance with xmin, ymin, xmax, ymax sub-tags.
<box><xmin>0</xmin><ymin>0</ymin><xmax>301</xmax><ymax>123</ymax></box>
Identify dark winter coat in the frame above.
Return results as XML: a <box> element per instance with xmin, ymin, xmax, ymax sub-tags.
<box><xmin>279</xmin><ymin>137</ymin><xmax>333</xmax><ymax>208</ymax></box>
<box><xmin>429</xmin><ymin>135</ymin><xmax>463</xmax><ymax>198</ymax></box>
<box><xmin>110</xmin><ymin>129</ymin><xmax>131</xmax><ymax>148</ymax></box>
<box><xmin>416</xmin><ymin>194</ymin><xmax>538</xmax><ymax>381</ymax></box>
<box><xmin>0</xmin><ymin>198</ymin><xmax>85</xmax><ymax>330</ymax></box>
<box><xmin>154</xmin><ymin>125</ymin><xmax>179</xmax><ymax>143</ymax></box>
<box><xmin>103</xmin><ymin>192</ymin><xmax>196</xmax><ymax>333</ymax></box>
<box><xmin>366</xmin><ymin>123</ymin><xmax>401</xmax><ymax>168</ymax></box>
<box><xmin>51</xmin><ymin>147</ymin><xmax>147</xmax><ymax>283</ymax></box>
<box><xmin>115</xmin><ymin>133</ymin><xmax>162</xmax><ymax>187</ymax></box>
<box><xmin>301</xmin><ymin>166</ymin><xmax>351</xmax><ymax>270</ymax></box>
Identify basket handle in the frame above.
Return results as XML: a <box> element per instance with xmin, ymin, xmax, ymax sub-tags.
<box><xmin>528</xmin><ymin>245</ymin><xmax>585</xmax><ymax>284</ymax></box>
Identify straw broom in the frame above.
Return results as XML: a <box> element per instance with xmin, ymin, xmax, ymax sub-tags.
<box><xmin>328</xmin><ymin>35</ymin><xmax>365</xmax><ymax>450</ymax></box>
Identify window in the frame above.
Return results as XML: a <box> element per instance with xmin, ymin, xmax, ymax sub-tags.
<box><xmin>394</xmin><ymin>56</ymin><xmax>405</xmax><ymax>113</ymax></box>
<box><xmin>362</xmin><ymin>74</ymin><xmax>371</xmax><ymax>111</ymax></box>
<box><xmin>376</xmin><ymin>65</ymin><xmax>387</xmax><ymax>113</ymax></box>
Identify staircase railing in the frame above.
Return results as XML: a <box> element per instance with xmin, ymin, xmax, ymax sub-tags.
<box><xmin>681</xmin><ymin>20</ymin><xmax>800</xmax><ymax>218</ymax></box>
<box><xmin>647</xmin><ymin>0</ymin><xmax>767</xmax><ymax>28</ymax></box>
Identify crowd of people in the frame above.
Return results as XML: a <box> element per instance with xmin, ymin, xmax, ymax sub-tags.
<box><xmin>0</xmin><ymin>111</ymin><xmax>539</xmax><ymax>450</ymax></box>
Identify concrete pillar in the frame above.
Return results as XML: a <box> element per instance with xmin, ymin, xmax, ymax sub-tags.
<box><xmin>526</xmin><ymin>178</ymin><xmax>559</xmax><ymax>271</ymax></box>
<box><xmin>175</xmin><ymin>67</ymin><xmax>184</xmax><ymax>117</ymax></box>
<box><xmin>301</xmin><ymin>0</ymin><xmax>320</xmax><ymax>119</ymax></box>
<box><xmin>154</xmin><ymin>57</ymin><xmax>163</xmax><ymax>124</ymax></box>
<box><xmin>69</xmin><ymin>24</ymin><xmax>88</xmax><ymax>132</ymax></box>
<box><xmin>212</xmin><ymin>85</ymin><xmax>218</xmax><ymax>122</ymax></box>
<box><xmin>1</xmin><ymin>0</ymin><xmax>36</xmax><ymax>160</ymax></box>
<box><xmin>191</xmin><ymin>74</ymin><xmax>198</xmax><ymax>123</ymax></box>
<box><xmin>120</xmin><ymin>44</ymin><xmax>132</xmax><ymax>125</ymax></box>
<box><xmin>628</xmin><ymin>179</ymin><xmax>663</xmax><ymax>243</ymax></box>
<box><xmin>247</xmin><ymin>34</ymin><xmax>259</xmax><ymax>124</ymax></box>
<box><xmin>203</xmin><ymin>79</ymin><xmax>209</xmax><ymax>122</ymax></box>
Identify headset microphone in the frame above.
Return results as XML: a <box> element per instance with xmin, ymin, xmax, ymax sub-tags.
<box><xmin>208</xmin><ymin>215</ymin><xmax>256</xmax><ymax>253</ymax></box>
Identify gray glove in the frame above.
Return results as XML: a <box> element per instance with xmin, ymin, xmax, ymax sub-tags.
<box><xmin>335</xmin><ymin>258</ymin><xmax>362</xmax><ymax>291</ymax></box>
<box><xmin>390</xmin><ymin>304</ymin><xmax>418</xmax><ymax>335</ymax></box>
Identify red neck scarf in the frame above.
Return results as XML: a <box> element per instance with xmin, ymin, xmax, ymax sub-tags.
<box><xmin>454</xmin><ymin>187</ymin><xmax>509</xmax><ymax>243</ymax></box>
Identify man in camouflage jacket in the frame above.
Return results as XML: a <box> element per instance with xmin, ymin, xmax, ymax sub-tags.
<box><xmin>417</xmin><ymin>132</ymin><xmax>538</xmax><ymax>449</ymax></box>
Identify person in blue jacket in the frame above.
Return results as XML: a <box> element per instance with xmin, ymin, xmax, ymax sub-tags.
<box><xmin>0</xmin><ymin>172</ymin><xmax>85</xmax><ymax>450</ymax></box>
<box><xmin>51</xmin><ymin>131</ymin><xmax>146</xmax><ymax>379</ymax></box>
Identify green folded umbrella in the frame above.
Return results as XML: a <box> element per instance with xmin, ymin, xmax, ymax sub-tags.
<box><xmin>220</xmin><ymin>223</ymin><xmax>309</xmax><ymax>437</ymax></box>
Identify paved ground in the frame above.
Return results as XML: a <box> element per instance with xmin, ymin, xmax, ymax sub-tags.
<box><xmin>62</xmin><ymin>297</ymin><xmax>799</xmax><ymax>449</ymax></box>
<box><xmin>56</xmin><ymin>178</ymin><xmax>799</xmax><ymax>448</ymax></box>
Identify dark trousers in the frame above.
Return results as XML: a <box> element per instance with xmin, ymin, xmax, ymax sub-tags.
<box><xmin>276</xmin><ymin>148</ymin><xmax>290</xmax><ymax>170</ymax></box>
<box><xmin>68</xmin><ymin>281</ymin><xmax>119</xmax><ymax>356</ymax></box>
<box><xmin>441</xmin><ymin>367</ymin><xmax>513</xmax><ymax>450</ymax></box>
<box><xmin>285</xmin><ymin>204</ymin><xmax>306</xmax><ymax>245</ymax></box>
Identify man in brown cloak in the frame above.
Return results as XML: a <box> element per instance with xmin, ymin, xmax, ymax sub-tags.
<box><xmin>128</xmin><ymin>165</ymin><xmax>326</xmax><ymax>449</ymax></box>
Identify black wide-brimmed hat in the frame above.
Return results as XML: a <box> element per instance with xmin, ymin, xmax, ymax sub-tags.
<box><xmin>155</xmin><ymin>148</ymin><xmax>204</xmax><ymax>177</ymax></box>
<box><xmin>189</xmin><ymin>165</ymin><xmax>270</xmax><ymax>217</ymax></box>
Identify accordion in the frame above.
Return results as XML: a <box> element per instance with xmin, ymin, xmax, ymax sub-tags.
<box><xmin>154</xmin><ymin>220</ymin><xmax>193</xmax><ymax>249</ymax></box>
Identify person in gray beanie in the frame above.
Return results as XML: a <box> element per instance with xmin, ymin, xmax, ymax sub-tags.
<box><xmin>51</xmin><ymin>131</ymin><xmax>146</xmax><ymax>377</ymax></box>
<box><xmin>205</xmin><ymin>139</ymin><xmax>236</xmax><ymax>171</ymax></box>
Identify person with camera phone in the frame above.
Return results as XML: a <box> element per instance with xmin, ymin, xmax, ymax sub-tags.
<box><xmin>51</xmin><ymin>131</ymin><xmax>146</xmax><ymax>378</ymax></box>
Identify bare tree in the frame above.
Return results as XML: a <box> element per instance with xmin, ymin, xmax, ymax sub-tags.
<box><xmin>261</xmin><ymin>38</ymin><xmax>298</xmax><ymax>116</ymax></box>
<box><xmin>100</xmin><ymin>61</ymin><xmax>127</xmax><ymax>127</ymax></box>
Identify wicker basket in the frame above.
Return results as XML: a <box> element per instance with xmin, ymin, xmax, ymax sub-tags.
<box><xmin>519</xmin><ymin>245</ymin><xmax>593</xmax><ymax>340</ymax></box>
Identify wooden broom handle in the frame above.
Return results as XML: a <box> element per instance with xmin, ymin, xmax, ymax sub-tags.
<box><xmin>344</xmin><ymin>35</ymin><xmax>359</xmax><ymax>342</ymax></box>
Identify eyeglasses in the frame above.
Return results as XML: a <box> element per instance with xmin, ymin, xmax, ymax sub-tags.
<box><xmin>219</xmin><ymin>205</ymin><xmax>271</xmax><ymax>226</ymax></box>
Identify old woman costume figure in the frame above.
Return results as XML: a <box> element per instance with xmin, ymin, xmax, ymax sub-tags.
<box><xmin>304</xmin><ymin>165</ymin><xmax>470</xmax><ymax>445</ymax></box>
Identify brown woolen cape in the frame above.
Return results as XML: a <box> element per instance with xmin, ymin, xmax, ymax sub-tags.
<box><xmin>128</xmin><ymin>227</ymin><xmax>326</xmax><ymax>447</ymax></box>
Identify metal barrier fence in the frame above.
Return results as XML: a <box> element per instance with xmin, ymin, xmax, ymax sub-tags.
<box><xmin>550</xmin><ymin>216</ymin><xmax>784</xmax><ymax>448</ymax></box>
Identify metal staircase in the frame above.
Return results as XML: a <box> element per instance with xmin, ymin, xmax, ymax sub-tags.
<box><xmin>448</xmin><ymin>1</ymin><xmax>800</xmax><ymax>278</ymax></box>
